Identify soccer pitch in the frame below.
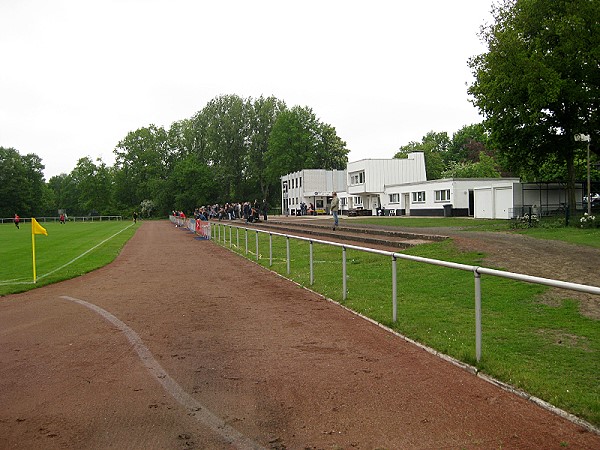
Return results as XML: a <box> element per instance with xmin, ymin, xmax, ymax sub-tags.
<box><xmin>0</xmin><ymin>220</ymin><xmax>138</xmax><ymax>296</ymax></box>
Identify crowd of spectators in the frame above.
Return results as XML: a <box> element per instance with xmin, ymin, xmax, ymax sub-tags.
<box><xmin>174</xmin><ymin>199</ymin><xmax>269</xmax><ymax>224</ymax></box>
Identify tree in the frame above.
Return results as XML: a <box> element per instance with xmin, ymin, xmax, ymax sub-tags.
<box><xmin>113</xmin><ymin>125</ymin><xmax>170</xmax><ymax>209</ymax></box>
<box><xmin>168</xmin><ymin>154</ymin><xmax>217</xmax><ymax>212</ymax></box>
<box><xmin>201</xmin><ymin>94</ymin><xmax>249</xmax><ymax>201</ymax></box>
<box><xmin>0</xmin><ymin>147</ymin><xmax>47</xmax><ymax>217</ymax></box>
<box><xmin>265</xmin><ymin>106</ymin><xmax>349</xmax><ymax>188</ymax></box>
<box><xmin>394</xmin><ymin>131</ymin><xmax>450</xmax><ymax>180</ymax></box>
<box><xmin>447</xmin><ymin>123</ymin><xmax>491</xmax><ymax>164</ymax></box>
<box><xmin>246</xmin><ymin>96</ymin><xmax>286</xmax><ymax>202</ymax></box>
<box><xmin>442</xmin><ymin>152</ymin><xmax>502</xmax><ymax>178</ymax></box>
<box><xmin>69</xmin><ymin>157</ymin><xmax>114</xmax><ymax>215</ymax></box>
<box><xmin>468</xmin><ymin>0</ymin><xmax>600</xmax><ymax>209</ymax></box>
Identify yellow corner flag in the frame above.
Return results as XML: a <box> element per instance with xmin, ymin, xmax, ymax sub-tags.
<box><xmin>32</xmin><ymin>217</ymin><xmax>48</xmax><ymax>236</ymax></box>
<box><xmin>31</xmin><ymin>218</ymin><xmax>48</xmax><ymax>283</ymax></box>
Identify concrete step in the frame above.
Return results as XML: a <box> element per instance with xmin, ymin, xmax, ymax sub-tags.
<box><xmin>226</xmin><ymin>218</ymin><xmax>447</xmax><ymax>250</ymax></box>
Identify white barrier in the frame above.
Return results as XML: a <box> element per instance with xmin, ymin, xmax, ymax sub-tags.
<box><xmin>168</xmin><ymin>215</ymin><xmax>210</xmax><ymax>239</ymax></box>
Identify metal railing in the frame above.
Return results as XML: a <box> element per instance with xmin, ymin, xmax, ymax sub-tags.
<box><xmin>210</xmin><ymin>222</ymin><xmax>600</xmax><ymax>363</ymax></box>
<box><xmin>1</xmin><ymin>215</ymin><xmax>122</xmax><ymax>224</ymax></box>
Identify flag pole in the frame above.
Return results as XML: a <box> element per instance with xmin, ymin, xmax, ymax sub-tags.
<box><xmin>32</xmin><ymin>223</ymin><xmax>37</xmax><ymax>283</ymax></box>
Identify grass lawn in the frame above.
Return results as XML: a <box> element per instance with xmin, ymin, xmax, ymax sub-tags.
<box><xmin>218</xmin><ymin>224</ymin><xmax>600</xmax><ymax>428</ymax></box>
<box><xmin>0</xmin><ymin>220</ymin><xmax>138</xmax><ymax>296</ymax></box>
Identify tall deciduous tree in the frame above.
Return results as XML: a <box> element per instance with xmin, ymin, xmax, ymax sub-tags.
<box><xmin>247</xmin><ymin>96</ymin><xmax>286</xmax><ymax>202</ymax></box>
<box><xmin>0</xmin><ymin>147</ymin><xmax>48</xmax><ymax>217</ymax></box>
<box><xmin>394</xmin><ymin>131</ymin><xmax>450</xmax><ymax>180</ymax></box>
<box><xmin>113</xmin><ymin>124</ymin><xmax>169</xmax><ymax>209</ymax></box>
<box><xmin>69</xmin><ymin>157</ymin><xmax>114</xmax><ymax>215</ymax></box>
<box><xmin>201</xmin><ymin>94</ymin><xmax>249</xmax><ymax>201</ymax></box>
<box><xmin>468</xmin><ymin>0</ymin><xmax>600</xmax><ymax>208</ymax></box>
<box><xmin>265</xmin><ymin>106</ymin><xmax>349</xmax><ymax>187</ymax></box>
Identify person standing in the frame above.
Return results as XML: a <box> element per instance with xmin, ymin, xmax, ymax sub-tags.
<box><xmin>262</xmin><ymin>199</ymin><xmax>268</xmax><ymax>221</ymax></box>
<box><xmin>331</xmin><ymin>192</ymin><xmax>340</xmax><ymax>230</ymax></box>
<box><xmin>14</xmin><ymin>213</ymin><xmax>20</xmax><ymax>229</ymax></box>
<box><xmin>133</xmin><ymin>211</ymin><xmax>138</xmax><ymax>223</ymax></box>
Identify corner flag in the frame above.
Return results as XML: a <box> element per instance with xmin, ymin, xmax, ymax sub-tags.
<box><xmin>31</xmin><ymin>218</ymin><xmax>48</xmax><ymax>283</ymax></box>
<box><xmin>32</xmin><ymin>218</ymin><xmax>48</xmax><ymax>236</ymax></box>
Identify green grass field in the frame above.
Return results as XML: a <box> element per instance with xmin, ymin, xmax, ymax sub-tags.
<box><xmin>218</xmin><ymin>224</ymin><xmax>600</xmax><ymax>428</ymax></box>
<box><xmin>0</xmin><ymin>220</ymin><xmax>138</xmax><ymax>296</ymax></box>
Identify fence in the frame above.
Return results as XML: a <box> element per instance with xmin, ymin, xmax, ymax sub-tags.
<box><xmin>209</xmin><ymin>222</ymin><xmax>600</xmax><ymax>363</ymax></box>
<box><xmin>168</xmin><ymin>215</ymin><xmax>211</xmax><ymax>239</ymax></box>
<box><xmin>1</xmin><ymin>215</ymin><xmax>122</xmax><ymax>224</ymax></box>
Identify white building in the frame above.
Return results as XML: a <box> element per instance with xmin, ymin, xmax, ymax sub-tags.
<box><xmin>281</xmin><ymin>169</ymin><xmax>346</xmax><ymax>215</ymax></box>
<box><xmin>383</xmin><ymin>179</ymin><xmax>583</xmax><ymax>218</ymax></box>
<box><xmin>346</xmin><ymin>153</ymin><xmax>427</xmax><ymax>212</ymax></box>
<box><xmin>382</xmin><ymin>178</ymin><xmax>519</xmax><ymax>218</ymax></box>
<box><xmin>280</xmin><ymin>155</ymin><xmax>584</xmax><ymax>219</ymax></box>
<box><xmin>280</xmin><ymin>152</ymin><xmax>427</xmax><ymax>215</ymax></box>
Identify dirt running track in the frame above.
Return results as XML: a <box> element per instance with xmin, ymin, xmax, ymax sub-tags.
<box><xmin>1</xmin><ymin>220</ymin><xmax>598</xmax><ymax>449</ymax></box>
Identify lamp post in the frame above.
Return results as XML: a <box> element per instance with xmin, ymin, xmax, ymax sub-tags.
<box><xmin>576</xmin><ymin>134</ymin><xmax>592</xmax><ymax>215</ymax></box>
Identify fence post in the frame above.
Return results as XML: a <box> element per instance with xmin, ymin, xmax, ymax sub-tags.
<box><xmin>245</xmin><ymin>228</ymin><xmax>248</xmax><ymax>255</ymax></box>
<box><xmin>269</xmin><ymin>233</ymin><xmax>273</xmax><ymax>267</ymax></box>
<box><xmin>310</xmin><ymin>240</ymin><xmax>314</xmax><ymax>285</ymax></box>
<box><xmin>236</xmin><ymin>228</ymin><xmax>239</xmax><ymax>250</ymax></box>
<box><xmin>229</xmin><ymin>226</ymin><xmax>232</xmax><ymax>248</ymax></box>
<box><xmin>286</xmin><ymin>236</ymin><xmax>290</xmax><ymax>275</ymax></box>
<box><xmin>474</xmin><ymin>270</ymin><xmax>482</xmax><ymax>362</ymax></box>
<box><xmin>255</xmin><ymin>230</ymin><xmax>259</xmax><ymax>261</ymax></box>
<box><xmin>342</xmin><ymin>246</ymin><xmax>347</xmax><ymax>301</ymax></box>
<box><xmin>392</xmin><ymin>255</ymin><xmax>397</xmax><ymax>322</ymax></box>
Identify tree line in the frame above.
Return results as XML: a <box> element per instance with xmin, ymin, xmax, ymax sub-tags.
<box><xmin>1</xmin><ymin>95</ymin><xmax>350</xmax><ymax>218</ymax></box>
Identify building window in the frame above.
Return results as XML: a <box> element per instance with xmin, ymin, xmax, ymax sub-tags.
<box><xmin>341</xmin><ymin>197</ymin><xmax>347</xmax><ymax>206</ymax></box>
<box><xmin>389</xmin><ymin>193</ymin><xmax>400</xmax><ymax>203</ymax></box>
<box><xmin>299</xmin><ymin>177</ymin><xmax>302</xmax><ymax>188</ymax></box>
<box><xmin>435</xmin><ymin>189</ymin><xmax>451</xmax><ymax>202</ymax></box>
<box><xmin>282</xmin><ymin>181</ymin><xmax>288</xmax><ymax>193</ymax></box>
<box><xmin>350</xmin><ymin>171</ymin><xmax>365</xmax><ymax>185</ymax></box>
<box><xmin>354</xmin><ymin>196</ymin><xmax>363</xmax><ymax>205</ymax></box>
<box><xmin>412</xmin><ymin>191</ymin><xmax>426</xmax><ymax>203</ymax></box>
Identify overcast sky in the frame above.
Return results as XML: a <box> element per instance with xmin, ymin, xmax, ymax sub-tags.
<box><xmin>1</xmin><ymin>0</ymin><xmax>494</xmax><ymax>180</ymax></box>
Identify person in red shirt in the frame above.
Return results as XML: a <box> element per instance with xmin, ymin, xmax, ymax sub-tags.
<box><xmin>14</xmin><ymin>214</ymin><xmax>20</xmax><ymax>229</ymax></box>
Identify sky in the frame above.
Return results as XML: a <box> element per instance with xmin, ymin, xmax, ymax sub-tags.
<box><xmin>0</xmin><ymin>0</ymin><xmax>495</xmax><ymax>180</ymax></box>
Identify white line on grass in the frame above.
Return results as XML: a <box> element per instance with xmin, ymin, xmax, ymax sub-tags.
<box><xmin>0</xmin><ymin>224</ymin><xmax>134</xmax><ymax>286</ymax></box>
<box><xmin>36</xmin><ymin>223</ymin><xmax>134</xmax><ymax>281</ymax></box>
<box><xmin>60</xmin><ymin>295</ymin><xmax>265</xmax><ymax>450</ymax></box>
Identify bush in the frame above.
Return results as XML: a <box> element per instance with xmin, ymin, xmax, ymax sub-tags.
<box><xmin>579</xmin><ymin>212</ymin><xmax>597</xmax><ymax>228</ymax></box>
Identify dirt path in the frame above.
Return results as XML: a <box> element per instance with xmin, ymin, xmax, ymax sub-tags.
<box><xmin>1</xmin><ymin>220</ymin><xmax>598</xmax><ymax>449</ymax></box>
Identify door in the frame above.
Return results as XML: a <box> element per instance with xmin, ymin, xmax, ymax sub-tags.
<box><xmin>469</xmin><ymin>190</ymin><xmax>474</xmax><ymax>216</ymax></box>
<box><xmin>404</xmin><ymin>193</ymin><xmax>410</xmax><ymax>216</ymax></box>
